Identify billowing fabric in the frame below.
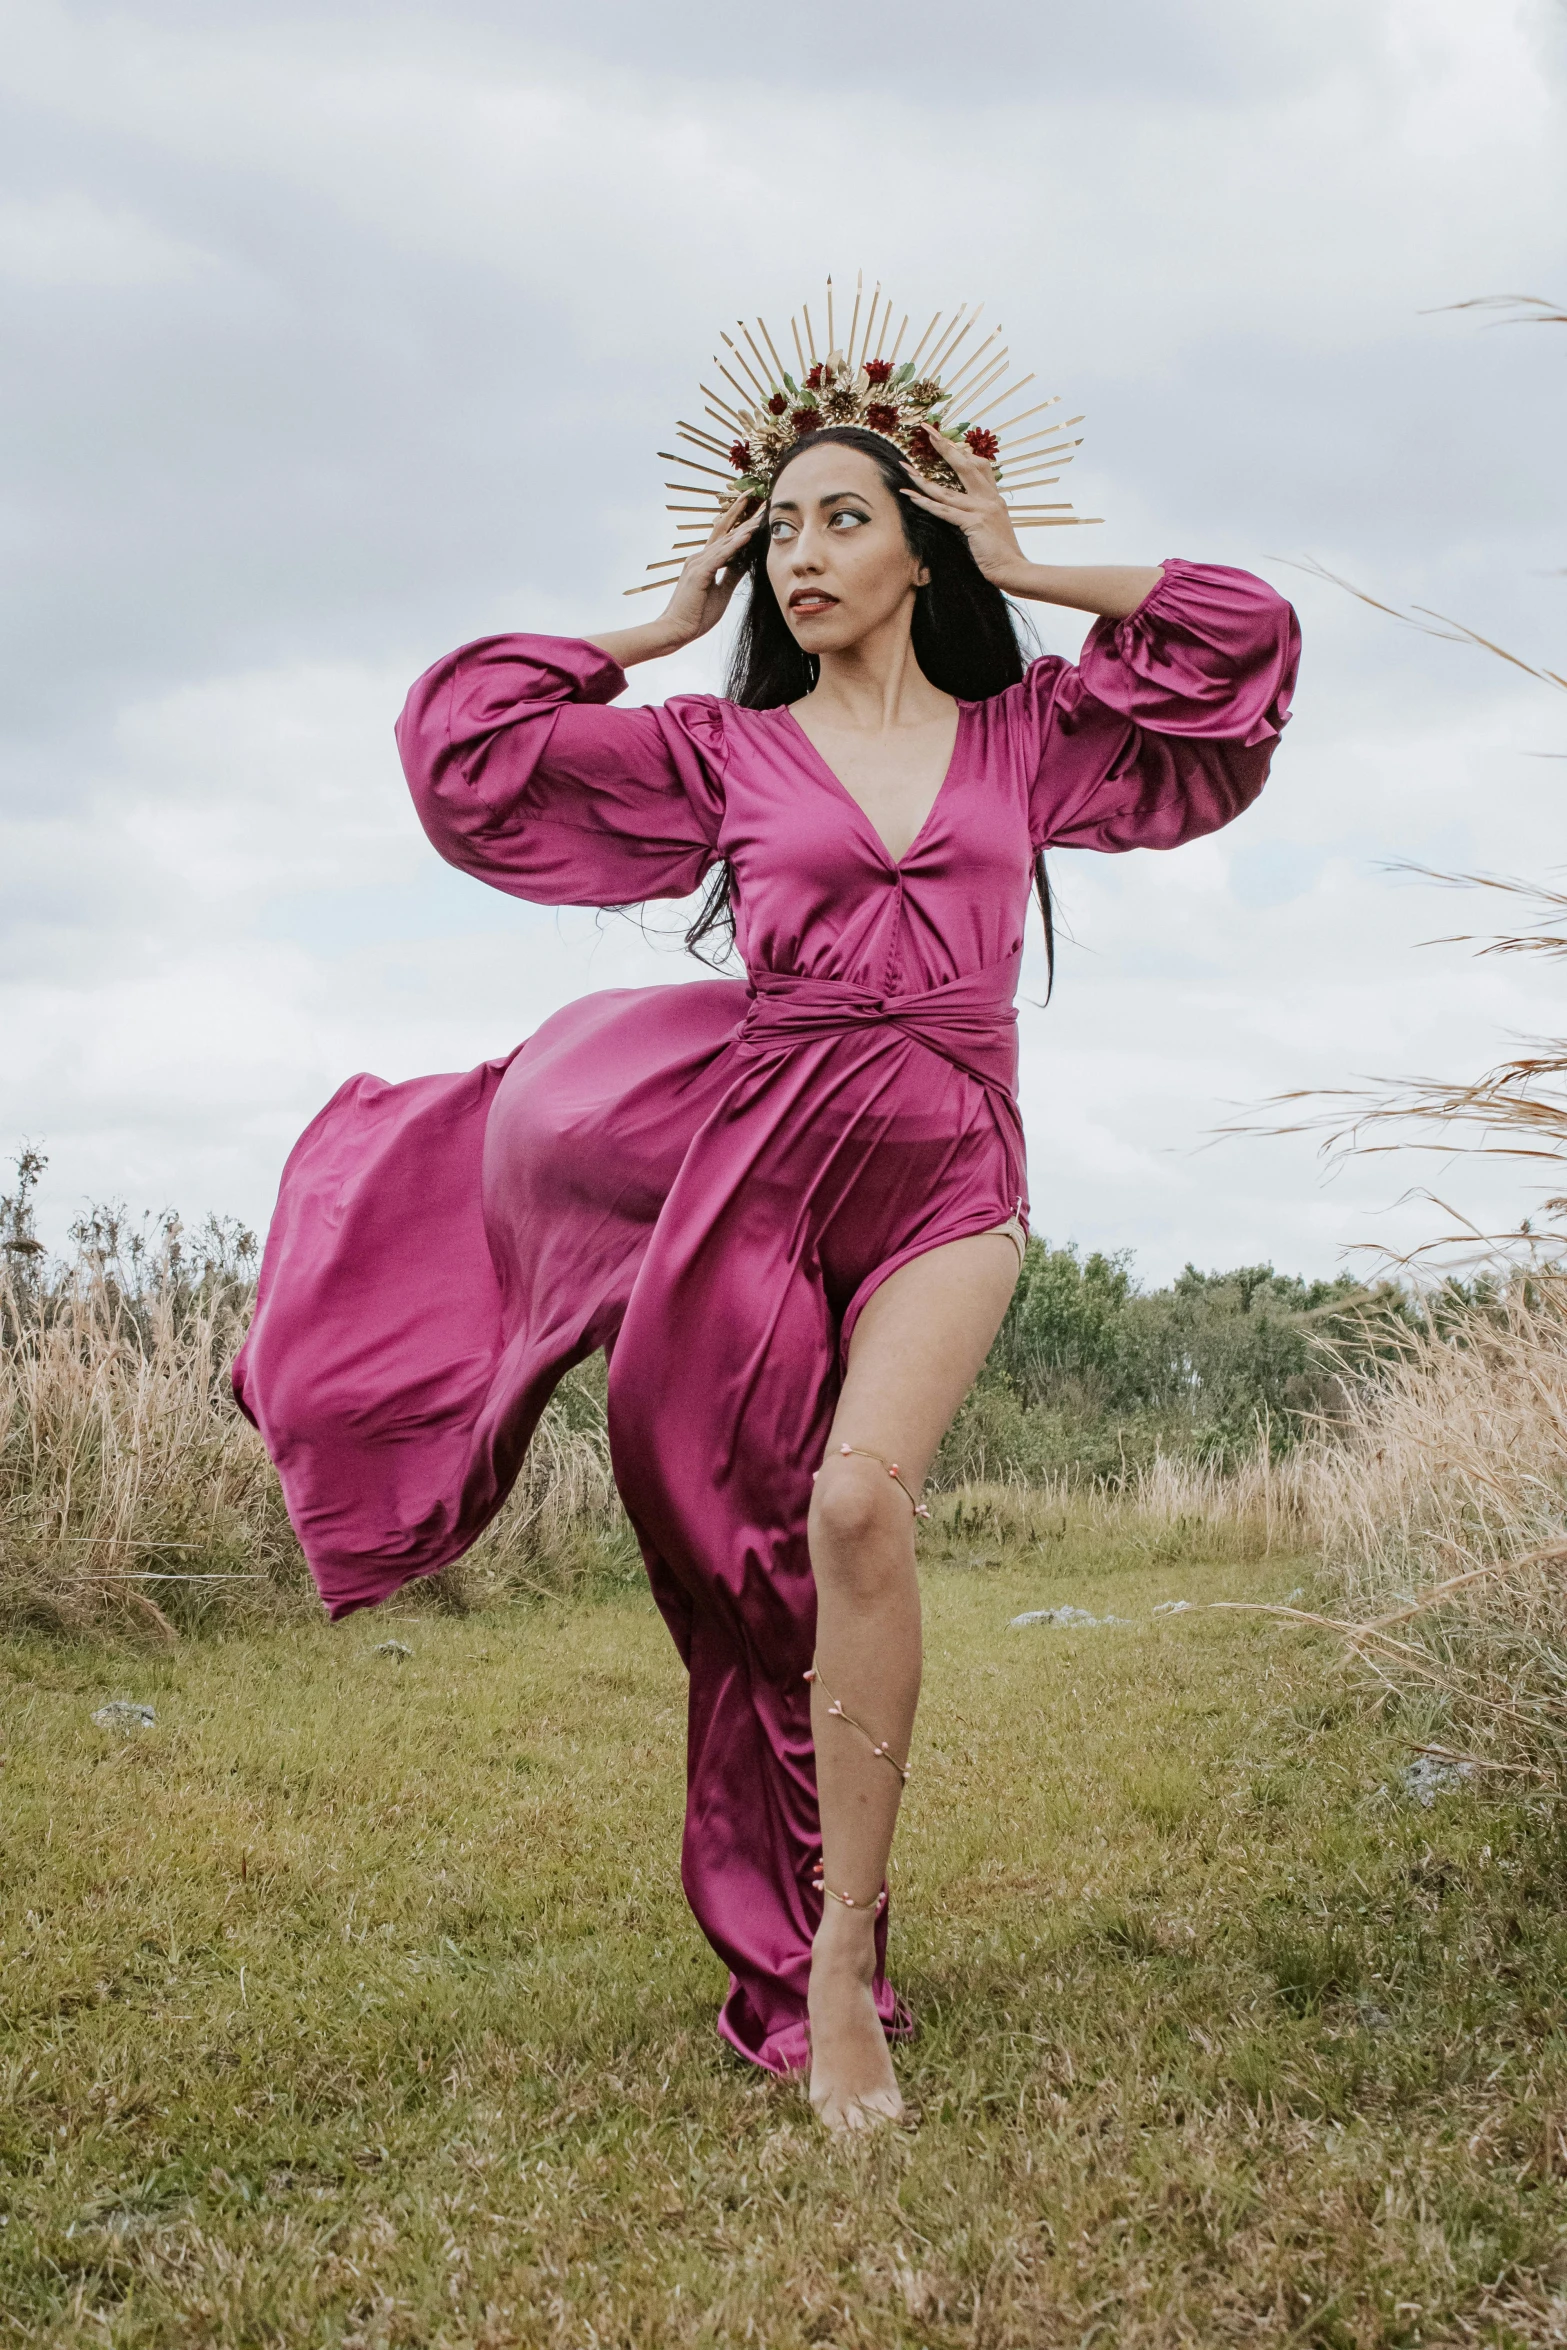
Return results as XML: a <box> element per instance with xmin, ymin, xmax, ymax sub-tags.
<box><xmin>235</xmin><ymin>558</ymin><xmax>1299</xmax><ymax>2073</ymax></box>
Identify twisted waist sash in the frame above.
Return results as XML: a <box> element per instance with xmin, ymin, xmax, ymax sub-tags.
<box><xmin>738</xmin><ymin>956</ymin><xmax>1022</xmax><ymax>1102</ymax></box>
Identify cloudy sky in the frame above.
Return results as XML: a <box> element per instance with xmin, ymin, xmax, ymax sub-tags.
<box><xmin>2</xmin><ymin>0</ymin><xmax>1564</xmax><ymax>1281</ymax></box>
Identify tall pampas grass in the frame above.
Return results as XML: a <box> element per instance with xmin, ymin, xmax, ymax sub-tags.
<box><xmin>1275</xmin><ymin>1275</ymin><xmax>1567</xmax><ymax>1784</ymax></box>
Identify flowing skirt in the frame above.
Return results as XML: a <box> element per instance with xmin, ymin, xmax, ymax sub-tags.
<box><xmin>236</xmin><ymin>978</ymin><xmax>1025</xmax><ymax>2071</ymax></box>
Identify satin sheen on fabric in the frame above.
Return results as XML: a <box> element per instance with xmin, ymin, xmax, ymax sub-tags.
<box><xmin>234</xmin><ymin>558</ymin><xmax>1300</xmax><ymax>2073</ymax></box>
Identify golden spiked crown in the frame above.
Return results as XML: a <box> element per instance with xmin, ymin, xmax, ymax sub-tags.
<box><xmin>630</xmin><ymin>273</ymin><xmax>1097</xmax><ymax>593</ymax></box>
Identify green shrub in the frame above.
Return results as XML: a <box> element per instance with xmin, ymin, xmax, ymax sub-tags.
<box><xmin>936</xmin><ymin>1240</ymin><xmax>1413</xmax><ymax>1487</ymax></box>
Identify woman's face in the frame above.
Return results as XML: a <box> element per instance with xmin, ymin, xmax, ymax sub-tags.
<box><xmin>764</xmin><ymin>443</ymin><xmax>928</xmax><ymax>656</ymax></box>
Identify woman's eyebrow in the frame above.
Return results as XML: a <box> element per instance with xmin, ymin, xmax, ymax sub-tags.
<box><xmin>768</xmin><ymin>487</ymin><xmax>872</xmax><ymax>517</ymax></box>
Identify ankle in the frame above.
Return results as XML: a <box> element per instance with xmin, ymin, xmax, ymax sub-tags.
<box><xmin>811</xmin><ymin>1903</ymin><xmax>879</xmax><ymax>1970</ymax></box>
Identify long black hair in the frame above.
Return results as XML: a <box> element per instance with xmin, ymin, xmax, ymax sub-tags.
<box><xmin>685</xmin><ymin>426</ymin><xmax>1055</xmax><ymax>992</ymax></box>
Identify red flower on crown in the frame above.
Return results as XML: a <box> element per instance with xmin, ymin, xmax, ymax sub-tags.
<box><xmin>864</xmin><ymin>359</ymin><xmax>894</xmax><ymax>385</ymax></box>
<box><xmin>767</xmin><ymin>392</ymin><xmax>788</xmax><ymax>415</ymax></box>
<box><xmin>964</xmin><ymin>427</ymin><xmax>999</xmax><ymax>461</ymax></box>
<box><xmin>804</xmin><ymin>364</ymin><xmax>825</xmax><ymax>390</ymax></box>
<box><xmin>905</xmin><ymin>426</ymin><xmax>938</xmax><ymax>466</ymax></box>
<box><xmin>728</xmin><ymin>441</ymin><xmax>753</xmax><ymax>471</ymax></box>
<box><xmin>865</xmin><ymin>403</ymin><xmax>900</xmax><ymax>435</ymax></box>
<box><xmin>791</xmin><ymin>408</ymin><xmax>821</xmax><ymax>435</ymax></box>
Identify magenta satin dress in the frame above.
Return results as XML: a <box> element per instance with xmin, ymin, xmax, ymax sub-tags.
<box><xmin>234</xmin><ymin>558</ymin><xmax>1300</xmax><ymax>2073</ymax></box>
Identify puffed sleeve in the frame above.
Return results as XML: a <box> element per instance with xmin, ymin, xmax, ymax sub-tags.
<box><xmin>1021</xmin><ymin>560</ymin><xmax>1300</xmax><ymax>853</ymax></box>
<box><xmin>396</xmin><ymin>634</ymin><xmax>728</xmax><ymax>906</ymax></box>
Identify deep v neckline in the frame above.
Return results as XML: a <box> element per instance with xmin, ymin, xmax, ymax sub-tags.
<box><xmin>778</xmin><ymin>702</ymin><xmax>967</xmax><ymax>871</ymax></box>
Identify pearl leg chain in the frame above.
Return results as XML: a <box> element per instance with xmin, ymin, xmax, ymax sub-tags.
<box><xmin>805</xmin><ymin>1662</ymin><xmax>908</xmax><ymax>1916</ymax></box>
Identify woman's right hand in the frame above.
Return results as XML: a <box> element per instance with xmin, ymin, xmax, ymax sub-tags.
<box><xmin>586</xmin><ymin>497</ymin><xmax>765</xmax><ymax>672</ymax></box>
<box><xmin>658</xmin><ymin>495</ymin><xmax>765</xmax><ymax>647</ymax></box>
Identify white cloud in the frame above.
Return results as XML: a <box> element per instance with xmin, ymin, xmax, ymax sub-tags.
<box><xmin>0</xmin><ymin>0</ymin><xmax>1563</xmax><ymax>1283</ymax></box>
<box><xmin>0</xmin><ymin>190</ymin><xmax>210</xmax><ymax>285</ymax></box>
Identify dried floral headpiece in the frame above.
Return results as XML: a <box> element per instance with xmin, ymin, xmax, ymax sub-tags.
<box><xmin>629</xmin><ymin>272</ymin><xmax>1094</xmax><ymax>593</ymax></box>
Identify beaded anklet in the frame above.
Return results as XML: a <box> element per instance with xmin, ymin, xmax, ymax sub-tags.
<box><xmin>812</xmin><ymin>1873</ymin><xmax>888</xmax><ymax>1916</ymax></box>
<box><xmin>805</xmin><ymin>1661</ymin><xmax>907</xmax><ymax>1914</ymax></box>
<box><xmin>814</xmin><ymin>1441</ymin><xmax>931</xmax><ymax>1520</ymax></box>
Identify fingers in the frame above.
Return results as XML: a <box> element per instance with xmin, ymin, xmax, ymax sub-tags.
<box><xmin>901</xmin><ymin>483</ymin><xmax>976</xmax><ymax>527</ymax></box>
<box><xmin>903</xmin><ymin>476</ymin><xmax>965</xmax><ymax>509</ymax></box>
<box><xmin>682</xmin><ymin>503</ymin><xmax>762</xmax><ymax>590</ymax></box>
<box><xmin>922</xmin><ymin>421</ymin><xmax>999</xmax><ymax>491</ymax></box>
<box><xmin>662</xmin><ymin>515</ymin><xmax>754</xmax><ymax>637</ymax></box>
<box><xmin>695</xmin><ymin>516</ymin><xmax>763</xmax><ymax>576</ymax></box>
<box><xmin>907</xmin><ymin>439</ymin><xmax>995</xmax><ymax>504</ymax></box>
<box><xmin>925</xmin><ymin>420</ymin><xmax>989</xmax><ymax>466</ymax></box>
<box><xmin>706</xmin><ymin>494</ymin><xmax>762</xmax><ymax>544</ymax></box>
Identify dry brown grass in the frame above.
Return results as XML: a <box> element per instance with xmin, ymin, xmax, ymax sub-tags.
<box><xmin>929</xmin><ymin>1442</ymin><xmax>1306</xmax><ymax>1566</ymax></box>
<box><xmin>0</xmin><ymin>1194</ymin><xmax>1343</xmax><ymax>1644</ymax></box>
<box><xmin>1310</xmin><ymin>1278</ymin><xmax>1567</xmax><ymax>1598</ymax></box>
<box><xmin>1267</xmin><ymin>1275</ymin><xmax>1567</xmax><ymax>1785</ymax></box>
<box><xmin>1221</xmin><ymin>292</ymin><xmax>1567</xmax><ymax>1782</ymax></box>
<box><xmin>1250</xmin><ymin>869</ymin><xmax>1567</xmax><ymax>1232</ymax></box>
<box><xmin>0</xmin><ymin>1209</ymin><xmax>627</xmax><ymax>1641</ymax></box>
<box><xmin>7</xmin><ymin>1184</ymin><xmax>1566</xmax><ymax>1805</ymax></box>
<box><xmin>0</xmin><ymin>1249</ymin><xmax>298</xmax><ymax>1642</ymax></box>
<box><xmin>941</xmin><ymin>1269</ymin><xmax>1567</xmax><ymax>1791</ymax></box>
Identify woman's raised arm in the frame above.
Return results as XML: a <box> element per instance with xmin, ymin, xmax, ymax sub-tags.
<box><xmin>396</xmin><ymin>633</ymin><xmax>729</xmax><ymax>908</ymax></box>
<box><xmin>898</xmin><ymin>423</ymin><xmax>1162</xmax><ymax>617</ymax></box>
<box><xmin>1020</xmin><ymin>557</ymin><xmax>1301</xmax><ymax>854</ymax></box>
<box><xmin>584</xmin><ymin>498</ymin><xmax>764</xmax><ymax>671</ymax></box>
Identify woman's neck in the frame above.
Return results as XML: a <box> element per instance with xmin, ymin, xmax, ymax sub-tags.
<box><xmin>798</xmin><ymin>607</ymin><xmax>952</xmax><ymax>734</ymax></box>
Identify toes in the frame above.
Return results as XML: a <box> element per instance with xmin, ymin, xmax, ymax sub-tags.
<box><xmin>816</xmin><ymin>2093</ymin><xmax>900</xmax><ymax>2135</ymax></box>
<box><xmin>808</xmin><ymin>2082</ymin><xmax>905</xmax><ymax>2134</ymax></box>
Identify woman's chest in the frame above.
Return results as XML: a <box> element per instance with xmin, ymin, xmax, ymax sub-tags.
<box><xmin>786</xmin><ymin>711</ymin><xmax>960</xmax><ymax>867</ymax></box>
<box><xmin>715</xmin><ymin>713</ymin><xmax>1035</xmax><ymax>974</ymax></box>
<box><xmin>719</xmin><ymin>715</ymin><xmax>1031</xmax><ymax>903</ymax></box>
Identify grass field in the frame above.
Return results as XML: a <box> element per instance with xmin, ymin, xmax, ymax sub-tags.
<box><xmin>4</xmin><ymin>1533</ymin><xmax>1567</xmax><ymax>2348</ymax></box>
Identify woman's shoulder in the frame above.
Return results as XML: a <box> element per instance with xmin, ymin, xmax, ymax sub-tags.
<box><xmin>962</xmin><ymin>656</ymin><xmax>1070</xmax><ymax>718</ymax></box>
<box><xmin>658</xmin><ymin>690</ymin><xmax>731</xmax><ymax>748</ymax></box>
<box><xmin>661</xmin><ymin>691</ymin><xmax>786</xmax><ymax>719</ymax></box>
<box><xmin>662</xmin><ymin>693</ymin><xmax>799</xmax><ymax>746</ymax></box>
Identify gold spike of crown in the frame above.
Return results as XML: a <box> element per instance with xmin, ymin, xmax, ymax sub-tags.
<box><xmin>627</xmin><ymin>272</ymin><xmax>1098</xmax><ymax>592</ymax></box>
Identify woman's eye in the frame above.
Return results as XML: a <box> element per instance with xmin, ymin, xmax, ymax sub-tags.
<box><xmin>768</xmin><ymin>518</ymin><xmax>795</xmax><ymax>540</ymax></box>
<box><xmin>829</xmin><ymin>510</ymin><xmax>869</xmax><ymax>529</ymax></box>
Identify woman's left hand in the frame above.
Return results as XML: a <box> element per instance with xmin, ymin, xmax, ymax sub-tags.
<box><xmin>899</xmin><ymin>425</ymin><xmax>1028</xmax><ymax>591</ymax></box>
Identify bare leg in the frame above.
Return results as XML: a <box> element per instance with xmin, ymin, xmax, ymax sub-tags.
<box><xmin>806</xmin><ymin>1232</ymin><xmax>1019</xmax><ymax>2131</ymax></box>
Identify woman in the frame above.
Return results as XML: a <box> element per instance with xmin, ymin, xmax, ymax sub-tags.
<box><xmin>236</xmin><ymin>408</ymin><xmax>1298</xmax><ymax>2133</ymax></box>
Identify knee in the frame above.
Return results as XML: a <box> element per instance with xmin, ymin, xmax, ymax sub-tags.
<box><xmin>808</xmin><ymin>1456</ymin><xmax>910</xmax><ymax>1585</ymax></box>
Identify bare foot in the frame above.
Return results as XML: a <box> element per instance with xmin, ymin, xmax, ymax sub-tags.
<box><xmin>807</xmin><ymin>1908</ymin><xmax>905</xmax><ymax>2133</ymax></box>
